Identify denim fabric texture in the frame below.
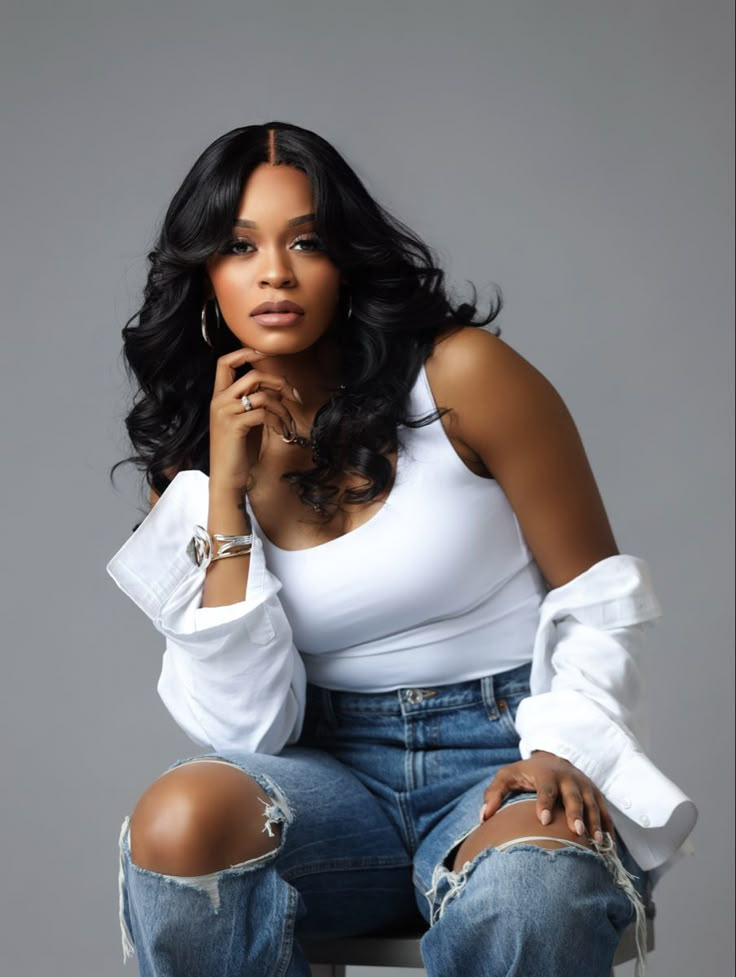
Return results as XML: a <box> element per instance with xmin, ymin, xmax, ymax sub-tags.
<box><xmin>118</xmin><ymin>662</ymin><xmax>649</xmax><ymax>976</ymax></box>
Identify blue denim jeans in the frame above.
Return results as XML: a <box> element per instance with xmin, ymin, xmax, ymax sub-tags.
<box><xmin>118</xmin><ymin>662</ymin><xmax>649</xmax><ymax>976</ymax></box>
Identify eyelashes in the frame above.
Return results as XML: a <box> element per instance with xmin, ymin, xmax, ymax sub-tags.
<box><xmin>219</xmin><ymin>234</ymin><xmax>325</xmax><ymax>256</ymax></box>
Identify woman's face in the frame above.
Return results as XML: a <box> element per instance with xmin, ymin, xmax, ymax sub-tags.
<box><xmin>206</xmin><ymin>163</ymin><xmax>343</xmax><ymax>355</ymax></box>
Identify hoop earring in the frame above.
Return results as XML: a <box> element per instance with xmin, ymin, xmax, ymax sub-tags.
<box><xmin>201</xmin><ymin>299</ymin><xmax>222</xmax><ymax>347</ymax></box>
<box><xmin>201</xmin><ymin>301</ymin><xmax>212</xmax><ymax>347</ymax></box>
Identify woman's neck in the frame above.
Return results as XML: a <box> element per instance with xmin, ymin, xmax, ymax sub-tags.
<box><xmin>256</xmin><ymin>337</ymin><xmax>344</xmax><ymax>424</ymax></box>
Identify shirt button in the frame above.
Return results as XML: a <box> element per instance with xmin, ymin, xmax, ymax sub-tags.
<box><xmin>640</xmin><ymin>815</ymin><xmax>651</xmax><ymax>827</ymax></box>
<box><xmin>622</xmin><ymin>798</ymin><xmax>632</xmax><ymax>810</ymax></box>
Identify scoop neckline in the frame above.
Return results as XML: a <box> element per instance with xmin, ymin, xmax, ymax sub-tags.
<box><xmin>248</xmin><ymin>443</ymin><xmax>402</xmax><ymax>556</ymax></box>
<box><xmin>248</xmin><ymin>361</ymin><xmax>442</xmax><ymax>555</ymax></box>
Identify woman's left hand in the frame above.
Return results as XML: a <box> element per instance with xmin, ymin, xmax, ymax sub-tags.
<box><xmin>479</xmin><ymin>751</ymin><xmax>615</xmax><ymax>844</ymax></box>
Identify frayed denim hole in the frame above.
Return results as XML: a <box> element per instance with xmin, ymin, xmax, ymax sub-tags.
<box><xmin>118</xmin><ymin>816</ymin><xmax>135</xmax><ymax>962</ymax></box>
<box><xmin>119</xmin><ymin>766</ymin><xmax>293</xmax><ymax>922</ymax></box>
<box><xmin>425</xmin><ymin>832</ymin><xmax>648</xmax><ymax>977</ymax></box>
<box><xmin>121</xmin><ymin>802</ymin><xmax>288</xmax><ymax>937</ymax></box>
<box><xmin>423</xmin><ymin>815</ymin><xmax>503</xmax><ymax>925</ymax></box>
<box><xmin>419</xmin><ymin>794</ymin><xmax>534</xmax><ymax>909</ymax></box>
<box><xmin>425</xmin><ymin>845</ymin><xmax>498</xmax><ymax>925</ymax></box>
<box><xmin>256</xmin><ymin>773</ymin><xmax>294</xmax><ymax>842</ymax></box>
<box><xmin>425</xmin><ymin>836</ymin><xmax>601</xmax><ymax>928</ymax></box>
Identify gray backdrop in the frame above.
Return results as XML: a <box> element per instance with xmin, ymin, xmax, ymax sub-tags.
<box><xmin>1</xmin><ymin>1</ymin><xmax>732</xmax><ymax>975</ymax></box>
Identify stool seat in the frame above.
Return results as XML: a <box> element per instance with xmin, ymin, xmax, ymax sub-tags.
<box><xmin>303</xmin><ymin>902</ymin><xmax>655</xmax><ymax>973</ymax></box>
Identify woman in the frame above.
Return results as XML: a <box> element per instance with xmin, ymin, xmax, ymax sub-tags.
<box><xmin>108</xmin><ymin>121</ymin><xmax>696</xmax><ymax>977</ymax></box>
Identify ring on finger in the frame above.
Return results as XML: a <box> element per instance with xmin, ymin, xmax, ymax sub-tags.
<box><xmin>241</xmin><ymin>395</ymin><xmax>254</xmax><ymax>412</ymax></box>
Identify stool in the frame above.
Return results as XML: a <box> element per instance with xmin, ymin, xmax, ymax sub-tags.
<box><xmin>304</xmin><ymin>904</ymin><xmax>655</xmax><ymax>975</ymax></box>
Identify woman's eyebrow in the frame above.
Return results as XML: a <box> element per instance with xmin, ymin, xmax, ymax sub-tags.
<box><xmin>233</xmin><ymin>213</ymin><xmax>315</xmax><ymax>229</ymax></box>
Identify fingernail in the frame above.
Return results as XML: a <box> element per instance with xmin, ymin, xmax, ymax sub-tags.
<box><xmin>540</xmin><ymin>809</ymin><xmax>552</xmax><ymax>826</ymax></box>
<box><xmin>292</xmin><ymin>386</ymin><xmax>304</xmax><ymax>404</ymax></box>
<box><xmin>574</xmin><ymin>819</ymin><xmax>586</xmax><ymax>836</ymax></box>
<box><xmin>478</xmin><ymin>803</ymin><xmax>488</xmax><ymax>823</ymax></box>
<box><xmin>594</xmin><ymin>830</ymin><xmax>604</xmax><ymax>844</ymax></box>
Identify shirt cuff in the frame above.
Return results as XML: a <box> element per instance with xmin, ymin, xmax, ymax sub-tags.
<box><xmin>106</xmin><ymin>470</ymin><xmax>277</xmax><ymax>632</ymax></box>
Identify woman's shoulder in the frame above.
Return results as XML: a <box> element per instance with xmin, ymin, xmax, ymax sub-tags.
<box><xmin>425</xmin><ymin>324</ymin><xmax>559</xmax><ymax>418</ymax></box>
<box><xmin>425</xmin><ymin>328</ymin><xmax>617</xmax><ymax>589</ymax></box>
<box><xmin>423</xmin><ymin>324</ymin><xmax>580</xmax><ymax>482</ymax></box>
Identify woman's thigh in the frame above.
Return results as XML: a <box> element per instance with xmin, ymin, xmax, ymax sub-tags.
<box><xmin>413</xmin><ymin>785</ymin><xmax>651</xmax><ymax>977</ymax></box>
<box><xmin>417</xmin><ymin>820</ymin><xmax>649</xmax><ymax>977</ymax></box>
<box><xmin>162</xmin><ymin>745</ymin><xmax>419</xmax><ymax>940</ymax></box>
<box><xmin>415</xmin><ymin>783</ymin><xmax>648</xmax><ymax>919</ymax></box>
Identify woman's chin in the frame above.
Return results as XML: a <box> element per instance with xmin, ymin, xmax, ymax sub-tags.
<box><xmin>236</xmin><ymin>325</ymin><xmax>332</xmax><ymax>357</ymax></box>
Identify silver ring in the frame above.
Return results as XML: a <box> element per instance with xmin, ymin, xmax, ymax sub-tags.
<box><xmin>241</xmin><ymin>395</ymin><xmax>253</xmax><ymax>412</ymax></box>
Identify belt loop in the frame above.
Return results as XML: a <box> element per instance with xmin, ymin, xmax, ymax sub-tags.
<box><xmin>320</xmin><ymin>687</ymin><xmax>338</xmax><ymax>728</ymax></box>
<box><xmin>480</xmin><ymin>675</ymin><xmax>499</xmax><ymax>721</ymax></box>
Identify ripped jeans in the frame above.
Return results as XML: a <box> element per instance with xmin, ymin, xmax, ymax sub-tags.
<box><xmin>117</xmin><ymin>662</ymin><xmax>650</xmax><ymax>976</ymax></box>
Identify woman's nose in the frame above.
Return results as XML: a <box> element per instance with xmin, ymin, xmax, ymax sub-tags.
<box><xmin>258</xmin><ymin>250</ymin><xmax>296</xmax><ymax>288</ymax></box>
<box><xmin>260</xmin><ymin>272</ymin><xmax>295</xmax><ymax>288</ymax></box>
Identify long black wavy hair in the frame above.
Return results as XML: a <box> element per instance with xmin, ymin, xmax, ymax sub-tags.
<box><xmin>113</xmin><ymin>121</ymin><xmax>502</xmax><ymax>513</ymax></box>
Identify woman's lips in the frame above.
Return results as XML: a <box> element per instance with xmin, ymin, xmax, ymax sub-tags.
<box><xmin>251</xmin><ymin>312</ymin><xmax>304</xmax><ymax>327</ymax></box>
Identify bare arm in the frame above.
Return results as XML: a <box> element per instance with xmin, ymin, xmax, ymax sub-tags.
<box><xmin>426</xmin><ymin>327</ymin><xmax>620</xmax><ymax>838</ymax></box>
<box><xmin>150</xmin><ymin>346</ymin><xmax>299</xmax><ymax>608</ymax></box>
<box><xmin>426</xmin><ymin>328</ymin><xmax>618</xmax><ymax>589</ymax></box>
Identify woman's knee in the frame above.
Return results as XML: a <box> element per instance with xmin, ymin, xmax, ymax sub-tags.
<box><xmin>128</xmin><ymin>758</ymin><xmax>284</xmax><ymax>876</ymax></box>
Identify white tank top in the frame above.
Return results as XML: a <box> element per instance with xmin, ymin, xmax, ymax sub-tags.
<box><xmin>247</xmin><ymin>362</ymin><xmax>548</xmax><ymax>691</ymax></box>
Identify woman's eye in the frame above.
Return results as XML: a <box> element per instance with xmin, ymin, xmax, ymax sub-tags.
<box><xmin>226</xmin><ymin>239</ymin><xmax>253</xmax><ymax>255</ymax></box>
<box><xmin>219</xmin><ymin>235</ymin><xmax>324</xmax><ymax>256</ymax></box>
<box><xmin>292</xmin><ymin>235</ymin><xmax>324</xmax><ymax>252</ymax></box>
<box><xmin>218</xmin><ymin>238</ymin><xmax>253</xmax><ymax>256</ymax></box>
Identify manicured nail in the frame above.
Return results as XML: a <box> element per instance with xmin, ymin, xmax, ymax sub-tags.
<box><xmin>540</xmin><ymin>809</ymin><xmax>552</xmax><ymax>826</ymax></box>
<box><xmin>574</xmin><ymin>819</ymin><xmax>586</xmax><ymax>836</ymax></box>
<box><xmin>479</xmin><ymin>803</ymin><xmax>488</xmax><ymax>823</ymax></box>
<box><xmin>292</xmin><ymin>386</ymin><xmax>304</xmax><ymax>404</ymax></box>
<box><xmin>594</xmin><ymin>830</ymin><xmax>604</xmax><ymax>844</ymax></box>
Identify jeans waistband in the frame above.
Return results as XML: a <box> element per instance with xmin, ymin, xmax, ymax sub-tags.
<box><xmin>307</xmin><ymin>661</ymin><xmax>532</xmax><ymax>721</ymax></box>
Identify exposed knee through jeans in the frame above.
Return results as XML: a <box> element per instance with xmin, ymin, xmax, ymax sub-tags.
<box><xmin>421</xmin><ymin>828</ymin><xmax>648</xmax><ymax>977</ymax></box>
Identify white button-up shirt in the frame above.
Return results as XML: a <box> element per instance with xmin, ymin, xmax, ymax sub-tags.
<box><xmin>107</xmin><ymin>471</ymin><xmax>697</xmax><ymax>881</ymax></box>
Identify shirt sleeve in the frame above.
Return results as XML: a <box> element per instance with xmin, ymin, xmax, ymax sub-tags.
<box><xmin>105</xmin><ymin>470</ymin><xmax>307</xmax><ymax>756</ymax></box>
<box><xmin>514</xmin><ymin>554</ymin><xmax>698</xmax><ymax>873</ymax></box>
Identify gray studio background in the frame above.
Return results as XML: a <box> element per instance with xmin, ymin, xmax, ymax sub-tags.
<box><xmin>1</xmin><ymin>2</ymin><xmax>732</xmax><ymax>975</ymax></box>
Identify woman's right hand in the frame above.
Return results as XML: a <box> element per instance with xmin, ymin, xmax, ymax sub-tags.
<box><xmin>209</xmin><ymin>347</ymin><xmax>303</xmax><ymax>494</ymax></box>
